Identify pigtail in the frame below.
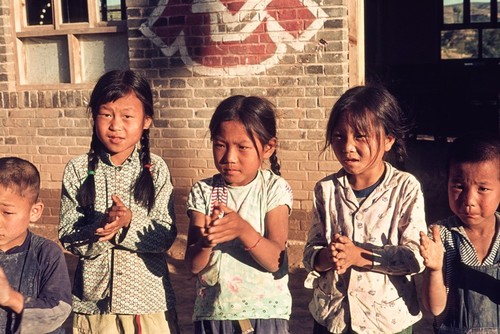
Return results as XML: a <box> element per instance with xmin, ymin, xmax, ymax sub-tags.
<box><xmin>76</xmin><ymin>132</ymin><xmax>101</xmax><ymax>210</ymax></box>
<box><xmin>133</xmin><ymin>129</ymin><xmax>155</xmax><ymax>212</ymax></box>
<box><xmin>269</xmin><ymin>151</ymin><xmax>281</xmax><ymax>176</ymax></box>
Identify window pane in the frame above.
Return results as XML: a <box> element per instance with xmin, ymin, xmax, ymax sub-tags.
<box><xmin>100</xmin><ymin>0</ymin><xmax>125</xmax><ymax>21</ymax></box>
<box><xmin>498</xmin><ymin>0</ymin><xmax>500</xmax><ymax>21</ymax></box>
<box><xmin>61</xmin><ymin>0</ymin><xmax>88</xmax><ymax>23</ymax></box>
<box><xmin>80</xmin><ymin>33</ymin><xmax>129</xmax><ymax>82</ymax></box>
<box><xmin>443</xmin><ymin>0</ymin><xmax>463</xmax><ymax>24</ymax></box>
<box><xmin>471</xmin><ymin>0</ymin><xmax>490</xmax><ymax>23</ymax></box>
<box><xmin>441</xmin><ymin>29</ymin><xmax>478</xmax><ymax>59</ymax></box>
<box><xmin>23</xmin><ymin>37</ymin><xmax>70</xmax><ymax>83</ymax></box>
<box><xmin>483</xmin><ymin>29</ymin><xmax>500</xmax><ymax>57</ymax></box>
<box><xmin>26</xmin><ymin>0</ymin><xmax>53</xmax><ymax>26</ymax></box>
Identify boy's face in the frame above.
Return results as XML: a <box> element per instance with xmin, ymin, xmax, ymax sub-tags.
<box><xmin>0</xmin><ymin>185</ymin><xmax>43</xmax><ymax>252</ymax></box>
<box><xmin>448</xmin><ymin>159</ymin><xmax>500</xmax><ymax>228</ymax></box>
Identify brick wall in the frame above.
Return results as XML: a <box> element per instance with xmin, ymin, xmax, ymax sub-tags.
<box><xmin>0</xmin><ymin>0</ymin><xmax>348</xmax><ymax>244</ymax></box>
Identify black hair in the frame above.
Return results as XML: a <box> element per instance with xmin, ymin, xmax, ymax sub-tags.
<box><xmin>448</xmin><ymin>133</ymin><xmax>500</xmax><ymax>168</ymax></box>
<box><xmin>0</xmin><ymin>157</ymin><xmax>40</xmax><ymax>203</ymax></box>
<box><xmin>77</xmin><ymin>70</ymin><xmax>156</xmax><ymax>212</ymax></box>
<box><xmin>209</xmin><ymin>95</ymin><xmax>281</xmax><ymax>175</ymax></box>
<box><xmin>324</xmin><ymin>85</ymin><xmax>409</xmax><ymax>164</ymax></box>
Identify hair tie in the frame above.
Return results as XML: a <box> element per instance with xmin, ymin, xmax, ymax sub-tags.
<box><xmin>87</xmin><ymin>170</ymin><xmax>95</xmax><ymax>176</ymax></box>
<box><xmin>144</xmin><ymin>164</ymin><xmax>151</xmax><ymax>170</ymax></box>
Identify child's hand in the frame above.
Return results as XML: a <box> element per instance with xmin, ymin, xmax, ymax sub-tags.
<box><xmin>0</xmin><ymin>267</ymin><xmax>23</xmax><ymax>313</ymax></box>
<box><xmin>419</xmin><ymin>225</ymin><xmax>444</xmax><ymax>271</ymax></box>
<box><xmin>331</xmin><ymin>233</ymin><xmax>360</xmax><ymax>274</ymax></box>
<box><xmin>96</xmin><ymin>195</ymin><xmax>132</xmax><ymax>242</ymax></box>
<box><xmin>0</xmin><ymin>267</ymin><xmax>11</xmax><ymax>306</ymax></box>
<box><xmin>205</xmin><ymin>203</ymin><xmax>247</xmax><ymax>244</ymax></box>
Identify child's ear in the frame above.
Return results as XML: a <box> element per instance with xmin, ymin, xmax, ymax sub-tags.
<box><xmin>263</xmin><ymin>137</ymin><xmax>277</xmax><ymax>159</ymax></box>
<box><xmin>384</xmin><ymin>135</ymin><xmax>396</xmax><ymax>152</ymax></box>
<box><xmin>143</xmin><ymin>115</ymin><xmax>153</xmax><ymax>130</ymax></box>
<box><xmin>29</xmin><ymin>201</ymin><xmax>44</xmax><ymax>223</ymax></box>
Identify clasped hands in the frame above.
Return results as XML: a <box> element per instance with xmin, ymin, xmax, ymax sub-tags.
<box><xmin>200</xmin><ymin>202</ymin><xmax>247</xmax><ymax>248</ymax></box>
<box><xmin>95</xmin><ymin>195</ymin><xmax>132</xmax><ymax>242</ymax></box>
<box><xmin>327</xmin><ymin>233</ymin><xmax>362</xmax><ymax>274</ymax></box>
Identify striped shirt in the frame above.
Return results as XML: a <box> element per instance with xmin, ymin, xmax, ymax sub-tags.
<box><xmin>434</xmin><ymin>213</ymin><xmax>500</xmax><ymax>289</ymax></box>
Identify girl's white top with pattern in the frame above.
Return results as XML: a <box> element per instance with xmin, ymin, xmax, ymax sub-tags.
<box><xmin>303</xmin><ymin>163</ymin><xmax>426</xmax><ymax>334</ymax></box>
<box><xmin>187</xmin><ymin>169</ymin><xmax>293</xmax><ymax>321</ymax></box>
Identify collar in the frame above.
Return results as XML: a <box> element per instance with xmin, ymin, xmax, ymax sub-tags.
<box><xmin>0</xmin><ymin>230</ymin><xmax>32</xmax><ymax>255</ymax></box>
<box><xmin>98</xmin><ymin>146</ymin><xmax>139</xmax><ymax>167</ymax></box>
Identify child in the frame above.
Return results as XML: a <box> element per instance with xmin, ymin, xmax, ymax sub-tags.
<box><xmin>0</xmin><ymin>157</ymin><xmax>72</xmax><ymax>333</ymax></box>
<box><xmin>185</xmin><ymin>95</ymin><xmax>293</xmax><ymax>334</ymax></box>
<box><xmin>303</xmin><ymin>85</ymin><xmax>427</xmax><ymax>333</ymax></box>
<box><xmin>58</xmin><ymin>70</ymin><xmax>179</xmax><ymax>333</ymax></box>
<box><xmin>419</xmin><ymin>134</ymin><xmax>500</xmax><ymax>333</ymax></box>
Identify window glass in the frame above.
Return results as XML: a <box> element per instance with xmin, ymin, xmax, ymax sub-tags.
<box><xmin>471</xmin><ymin>0</ymin><xmax>490</xmax><ymax>22</ymax></box>
<box><xmin>61</xmin><ymin>0</ymin><xmax>89</xmax><ymax>23</ymax></box>
<box><xmin>483</xmin><ymin>29</ymin><xmax>500</xmax><ymax>57</ymax></box>
<box><xmin>443</xmin><ymin>0</ymin><xmax>463</xmax><ymax>24</ymax></box>
<box><xmin>23</xmin><ymin>37</ymin><xmax>70</xmax><ymax>84</ymax></box>
<box><xmin>100</xmin><ymin>0</ymin><xmax>125</xmax><ymax>21</ymax></box>
<box><xmin>441</xmin><ymin>29</ymin><xmax>478</xmax><ymax>59</ymax></box>
<box><xmin>80</xmin><ymin>33</ymin><xmax>129</xmax><ymax>82</ymax></box>
<box><xmin>26</xmin><ymin>0</ymin><xmax>53</xmax><ymax>26</ymax></box>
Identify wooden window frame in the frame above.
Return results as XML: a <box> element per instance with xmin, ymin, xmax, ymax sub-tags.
<box><xmin>348</xmin><ymin>0</ymin><xmax>365</xmax><ymax>87</ymax></box>
<box><xmin>12</xmin><ymin>0</ymin><xmax>127</xmax><ymax>89</ymax></box>
<box><xmin>441</xmin><ymin>0</ymin><xmax>500</xmax><ymax>62</ymax></box>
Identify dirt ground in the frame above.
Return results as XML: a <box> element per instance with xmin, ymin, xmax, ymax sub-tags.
<box><xmin>63</xmin><ymin>238</ymin><xmax>434</xmax><ymax>333</ymax></box>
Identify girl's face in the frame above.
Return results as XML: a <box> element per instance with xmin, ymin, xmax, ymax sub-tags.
<box><xmin>95</xmin><ymin>92</ymin><xmax>152</xmax><ymax>165</ymax></box>
<box><xmin>212</xmin><ymin>120</ymin><xmax>275</xmax><ymax>187</ymax></box>
<box><xmin>331</xmin><ymin>114</ymin><xmax>394</xmax><ymax>188</ymax></box>
<box><xmin>448</xmin><ymin>159</ymin><xmax>500</xmax><ymax>229</ymax></box>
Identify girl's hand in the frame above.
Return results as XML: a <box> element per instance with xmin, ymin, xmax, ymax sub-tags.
<box><xmin>96</xmin><ymin>195</ymin><xmax>132</xmax><ymax>241</ymax></box>
<box><xmin>205</xmin><ymin>203</ymin><xmax>249</xmax><ymax>244</ymax></box>
<box><xmin>332</xmin><ymin>233</ymin><xmax>363</xmax><ymax>274</ymax></box>
<box><xmin>419</xmin><ymin>225</ymin><xmax>444</xmax><ymax>271</ymax></box>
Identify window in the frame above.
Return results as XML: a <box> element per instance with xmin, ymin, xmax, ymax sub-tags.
<box><xmin>14</xmin><ymin>0</ymin><xmax>129</xmax><ymax>86</ymax></box>
<box><xmin>441</xmin><ymin>0</ymin><xmax>500</xmax><ymax>60</ymax></box>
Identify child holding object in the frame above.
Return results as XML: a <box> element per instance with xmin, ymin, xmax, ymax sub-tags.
<box><xmin>59</xmin><ymin>70</ymin><xmax>179</xmax><ymax>333</ymax></box>
<box><xmin>303</xmin><ymin>85</ymin><xmax>427</xmax><ymax>333</ymax></box>
<box><xmin>420</xmin><ymin>134</ymin><xmax>500</xmax><ymax>333</ymax></box>
<box><xmin>185</xmin><ymin>95</ymin><xmax>293</xmax><ymax>334</ymax></box>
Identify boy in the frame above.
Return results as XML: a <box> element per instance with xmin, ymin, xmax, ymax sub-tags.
<box><xmin>419</xmin><ymin>134</ymin><xmax>500</xmax><ymax>332</ymax></box>
<box><xmin>0</xmin><ymin>157</ymin><xmax>72</xmax><ymax>333</ymax></box>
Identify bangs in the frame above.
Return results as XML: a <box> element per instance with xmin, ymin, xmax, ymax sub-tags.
<box><xmin>336</xmin><ymin>107</ymin><xmax>382</xmax><ymax>136</ymax></box>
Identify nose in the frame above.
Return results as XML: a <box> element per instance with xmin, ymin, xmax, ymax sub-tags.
<box><xmin>223</xmin><ymin>146</ymin><xmax>237</xmax><ymax>164</ymax></box>
<box><xmin>341</xmin><ymin>136</ymin><xmax>356</xmax><ymax>153</ymax></box>
<box><xmin>109</xmin><ymin>116</ymin><xmax>123</xmax><ymax>131</ymax></box>
<box><xmin>461</xmin><ymin>189</ymin><xmax>476</xmax><ymax>211</ymax></box>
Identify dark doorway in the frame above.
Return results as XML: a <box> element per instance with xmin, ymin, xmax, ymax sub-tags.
<box><xmin>364</xmin><ymin>0</ymin><xmax>500</xmax><ymax>140</ymax></box>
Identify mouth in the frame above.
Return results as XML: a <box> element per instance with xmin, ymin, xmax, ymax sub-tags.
<box><xmin>108</xmin><ymin>136</ymin><xmax>124</xmax><ymax>144</ymax></box>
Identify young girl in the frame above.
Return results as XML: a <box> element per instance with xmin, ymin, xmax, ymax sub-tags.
<box><xmin>185</xmin><ymin>95</ymin><xmax>293</xmax><ymax>334</ymax></box>
<box><xmin>303</xmin><ymin>85</ymin><xmax>427</xmax><ymax>333</ymax></box>
<box><xmin>58</xmin><ymin>70</ymin><xmax>179</xmax><ymax>333</ymax></box>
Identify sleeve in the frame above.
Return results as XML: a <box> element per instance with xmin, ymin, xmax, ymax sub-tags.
<box><xmin>303</xmin><ymin>181</ymin><xmax>330</xmax><ymax>273</ymax></box>
<box><xmin>59</xmin><ymin>158</ymin><xmax>113</xmax><ymax>257</ymax></box>
<box><xmin>114</xmin><ymin>157</ymin><xmax>177</xmax><ymax>253</ymax></box>
<box><xmin>186</xmin><ymin>179</ymin><xmax>211</xmax><ymax>215</ymax></box>
<box><xmin>266</xmin><ymin>175</ymin><xmax>293</xmax><ymax>214</ymax></box>
<box><xmin>371</xmin><ymin>176</ymin><xmax>427</xmax><ymax>275</ymax></box>
<box><xmin>20</xmin><ymin>241</ymin><xmax>72</xmax><ymax>334</ymax></box>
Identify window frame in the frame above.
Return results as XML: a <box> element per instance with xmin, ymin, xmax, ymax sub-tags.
<box><xmin>441</xmin><ymin>0</ymin><xmax>500</xmax><ymax>63</ymax></box>
<box><xmin>12</xmin><ymin>0</ymin><xmax>128</xmax><ymax>89</ymax></box>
